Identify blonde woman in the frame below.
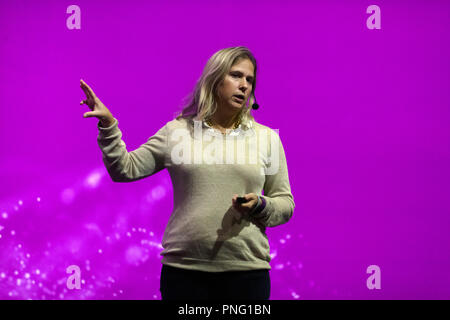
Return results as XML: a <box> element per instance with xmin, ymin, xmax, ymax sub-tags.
<box><xmin>80</xmin><ymin>46</ymin><xmax>295</xmax><ymax>301</ymax></box>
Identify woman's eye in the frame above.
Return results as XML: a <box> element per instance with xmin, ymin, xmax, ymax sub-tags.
<box><xmin>231</xmin><ymin>74</ymin><xmax>252</xmax><ymax>83</ymax></box>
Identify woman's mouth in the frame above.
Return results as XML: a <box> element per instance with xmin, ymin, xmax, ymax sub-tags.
<box><xmin>232</xmin><ymin>95</ymin><xmax>244</xmax><ymax>103</ymax></box>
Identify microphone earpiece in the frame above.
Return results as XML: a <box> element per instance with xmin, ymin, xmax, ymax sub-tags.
<box><xmin>251</xmin><ymin>95</ymin><xmax>259</xmax><ymax>110</ymax></box>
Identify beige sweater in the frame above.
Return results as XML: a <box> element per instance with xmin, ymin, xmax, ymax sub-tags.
<box><xmin>97</xmin><ymin>117</ymin><xmax>295</xmax><ymax>272</ymax></box>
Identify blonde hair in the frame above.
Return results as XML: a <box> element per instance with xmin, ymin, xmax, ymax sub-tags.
<box><xmin>175</xmin><ymin>46</ymin><xmax>258</xmax><ymax>127</ymax></box>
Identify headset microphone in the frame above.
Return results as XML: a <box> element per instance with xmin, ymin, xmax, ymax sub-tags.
<box><xmin>251</xmin><ymin>95</ymin><xmax>259</xmax><ymax>110</ymax></box>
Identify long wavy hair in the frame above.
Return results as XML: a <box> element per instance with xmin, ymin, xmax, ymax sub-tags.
<box><xmin>175</xmin><ymin>46</ymin><xmax>258</xmax><ymax>127</ymax></box>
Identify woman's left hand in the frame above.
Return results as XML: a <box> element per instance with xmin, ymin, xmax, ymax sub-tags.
<box><xmin>232</xmin><ymin>193</ymin><xmax>258</xmax><ymax>216</ymax></box>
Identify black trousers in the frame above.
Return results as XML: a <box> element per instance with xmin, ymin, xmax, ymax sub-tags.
<box><xmin>160</xmin><ymin>264</ymin><xmax>271</xmax><ymax>301</ymax></box>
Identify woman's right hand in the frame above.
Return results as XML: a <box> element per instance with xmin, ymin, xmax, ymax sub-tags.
<box><xmin>80</xmin><ymin>79</ymin><xmax>114</xmax><ymax>126</ymax></box>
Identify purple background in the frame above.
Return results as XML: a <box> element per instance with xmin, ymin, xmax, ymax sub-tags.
<box><xmin>1</xmin><ymin>0</ymin><xmax>449</xmax><ymax>300</ymax></box>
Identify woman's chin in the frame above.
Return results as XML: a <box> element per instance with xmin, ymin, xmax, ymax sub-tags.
<box><xmin>231</xmin><ymin>100</ymin><xmax>244</xmax><ymax>108</ymax></box>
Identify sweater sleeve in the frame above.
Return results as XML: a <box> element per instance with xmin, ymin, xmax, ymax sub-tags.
<box><xmin>96</xmin><ymin>118</ymin><xmax>168</xmax><ymax>182</ymax></box>
<box><xmin>250</xmin><ymin>131</ymin><xmax>295</xmax><ymax>227</ymax></box>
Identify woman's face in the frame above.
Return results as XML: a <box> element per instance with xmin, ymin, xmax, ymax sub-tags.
<box><xmin>217</xmin><ymin>58</ymin><xmax>254</xmax><ymax>114</ymax></box>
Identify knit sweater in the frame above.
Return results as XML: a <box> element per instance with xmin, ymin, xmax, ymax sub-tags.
<box><xmin>97</xmin><ymin>116</ymin><xmax>295</xmax><ymax>272</ymax></box>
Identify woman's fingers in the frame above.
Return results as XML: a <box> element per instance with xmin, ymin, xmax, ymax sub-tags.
<box><xmin>83</xmin><ymin>111</ymin><xmax>98</xmax><ymax>118</ymax></box>
<box><xmin>80</xmin><ymin>81</ymin><xmax>92</xmax><ymax>99</ymax></box>
<box><xmin>241</xmin><ymin>201</ymin><xmax>255</xmax><ymax>209</ymax></box>
<box><xmin>232</xmin><ymin>193</ymin><xmax>258</xmax><ymax>214</ymax></box>
<box><xmin>80</xmin><ymin>79</ymin><xmax>97</xmax><ymax>100</ymax></box>
<box><xmin>80</xmin><ymin>82</ymin><xmax>95</xmax><ymax>107</ymax></box>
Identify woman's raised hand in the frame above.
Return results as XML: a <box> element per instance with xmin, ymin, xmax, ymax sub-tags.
<box><xmin>80</xmin><ymin>79</ymin><xmax>114</xmax><ymax>126</ymax></box>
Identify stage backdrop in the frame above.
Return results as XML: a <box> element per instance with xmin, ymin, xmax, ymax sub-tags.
<box><xmin>1</xmin><ymin>0</ymin><xmax>449</xmax><ymax>300</ymax></box>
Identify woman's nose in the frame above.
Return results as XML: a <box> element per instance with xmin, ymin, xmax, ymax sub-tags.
<box><xmin>239</xmin><ymin>80</ymin><xmax>248</xmax><ymax>90</ymax></box>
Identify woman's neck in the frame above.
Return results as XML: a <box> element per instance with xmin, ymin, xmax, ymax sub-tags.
<box><xmin>211</xmin><ymin>110</ymin><xmax>241</xmax><ymax>129</ymax></box>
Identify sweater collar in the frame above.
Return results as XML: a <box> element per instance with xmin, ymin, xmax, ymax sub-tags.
<box><xmin>202</xmin><ymin>119</ymin><xmax>253</xmax><ymax>130</ymax></box>
<box><xmin>201</xmin><ymin>118</ymin><xmax>254</xmax><ymax>137</ymax></box>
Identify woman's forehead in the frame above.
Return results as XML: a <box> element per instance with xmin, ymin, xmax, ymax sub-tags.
<box><xmin>230</xmin><ymin>59</ymin><xmax>255</xmax><ymax>75</ymax></box>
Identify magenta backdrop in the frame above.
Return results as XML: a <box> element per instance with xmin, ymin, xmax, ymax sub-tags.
<box><xmin>1</xmin><ymin>0</ymin><xmax>449</xmax><ymax>300</ymax></box>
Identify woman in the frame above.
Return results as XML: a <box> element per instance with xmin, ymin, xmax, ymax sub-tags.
<box><xmin>80</xmin><ymin>46</ymin><xmax>295</xmax><ymax>301</ymax></box>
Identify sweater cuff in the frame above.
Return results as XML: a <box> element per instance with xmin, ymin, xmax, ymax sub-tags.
<box><xmin>249</xmin><ymin>195</ymin><xmax>267</xmax><ymax>218</ymax></box>
<box><xmin>97</xmin><ymin>118</ymin><xmax>118</xmax><ymax>135</ymax></box>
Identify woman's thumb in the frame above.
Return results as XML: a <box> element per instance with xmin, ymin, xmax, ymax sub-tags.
<box><xmin>83</xmin><ymin>112</ymin><xmax>95</xmax><ymax>118</ymax></box>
